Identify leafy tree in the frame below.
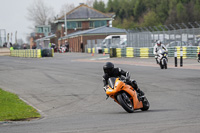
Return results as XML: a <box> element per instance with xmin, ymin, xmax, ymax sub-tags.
<box><xmin>194</xmin><ymin>0</ymin><xmax>200</xmax><ymax>21</ymax></box>
<box><xmin>97</xmin><ymin>0</ymin><xmax>200</xmax><ymax>29</ymax></box>
<box><xmin>156</xmin><ymin>0</ymin><xmax>169</xmax><ymax>23</ymax></box>
<box><xmin>134</xmin><ymin>0</ymin><xmax>146</xmax><ymax>21</ymax></box>
<box><xmin>176</xmin><ymin>2</ymin><xmax>188</xmax><ymax>23</ymax></box>
<box><xmin>93</xmin><ymin>0</ymin><xmax>106</xmax><ymax>12</ymax></box>
<box><xmin>106</xmin><ymin>0</ymin><xmax>114</xmax><ymax>12</ymax></box>
<box><xmin>142</xmin><ymin>11</ymin><xmax>161</xmax><ymax>27</ymax></box>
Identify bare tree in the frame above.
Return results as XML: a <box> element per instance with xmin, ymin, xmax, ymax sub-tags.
<box><xmin>86</xmin><ymin>0</ymin><xmax>95</xmax><ymax>7</ymax></box>
<box><xmin>59</xmin><ymin>3</ymin><xmax>75</xmax><ymax>18</ymax></box>
<box><xmin>59</xmin><ymin>1</ymin><xmax>95</xmax><ymax>18</ymax></box>
<box><xmin>27</xmin><ymin>0</ymin><xmax>54</xmax><ymax>25</ymax></box>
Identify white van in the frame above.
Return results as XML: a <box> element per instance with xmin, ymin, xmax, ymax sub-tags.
<box><xmin>102</xmin><ymin>35</ymin><xmax>127</xmax><ymax>48</ymax></box>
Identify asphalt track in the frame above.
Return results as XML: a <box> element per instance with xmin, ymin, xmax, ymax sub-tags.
<box><xmin>0</xmin><ymin>53</ymin><xmax>200</xmax><ymax>133</ymax></box>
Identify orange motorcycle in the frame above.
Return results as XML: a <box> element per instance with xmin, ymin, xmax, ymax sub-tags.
<box><xmin>105</xmin><ymin>77</ymin><xmax>150</xmax><ymax>113</ymax></box>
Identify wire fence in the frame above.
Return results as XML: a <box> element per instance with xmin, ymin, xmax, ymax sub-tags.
<box><xmin>127</xmin><ymin>22</ymin><xmax>200</xmax><ymax>47</ymax></box>
<box><xmin>85</xmin><ymin>22</ymin><xmax>200</xmax><ymax>49</ymax></box>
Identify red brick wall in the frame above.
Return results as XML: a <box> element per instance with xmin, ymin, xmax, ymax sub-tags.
<box><xmin>68</xmin><ymin>35</ymin><xmax>107</xmax><ymax>52</ymax></box>
<box><xmin>82</xmin><ymin>21</ymin><xmax>89</xmax><ymax>30</ymax></box>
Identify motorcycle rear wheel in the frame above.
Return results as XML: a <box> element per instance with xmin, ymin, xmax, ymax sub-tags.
<box><xmin>117</xmin><ymin>93</ymin><xmax>134</xmax><ymax>113</ymax></box>
<box><xmin>159</xmin><ymin>62</ymin><xmax>164</xmax><ymax>69</ymax></box>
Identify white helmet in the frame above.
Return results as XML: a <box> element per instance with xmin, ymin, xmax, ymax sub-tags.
<box><xmin>156</xmin><ymin>40</ymin><xmax>161</xmax><ymax>46</ymax></box>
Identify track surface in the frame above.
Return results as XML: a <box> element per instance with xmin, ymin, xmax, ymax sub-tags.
<box><xmin>0</xmin><ymin>53</ymin><xmax>200</xmax><ymax>133</ymax></box>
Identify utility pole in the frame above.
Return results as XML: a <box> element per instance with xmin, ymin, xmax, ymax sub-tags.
<box><xmin>64</xmin><ymin>9</ymin><xmax>67</xmax><ymax>36</ymax></box>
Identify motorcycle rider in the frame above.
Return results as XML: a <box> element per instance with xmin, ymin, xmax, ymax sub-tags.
<box><xmin>102</xmin><ymin>62</ymin><xmax>144</xmax><ymax>96</ymax></box>
<box><xmin>153</xmin><ymin>40</ymin><xmax>168</xmax><ymax>64</ymax></box>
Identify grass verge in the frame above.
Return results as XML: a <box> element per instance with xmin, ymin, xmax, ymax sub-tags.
<box><xmin>0</xmin><ymin>88</ymin><xmax>41</xmax><ymax>121</ymax></box>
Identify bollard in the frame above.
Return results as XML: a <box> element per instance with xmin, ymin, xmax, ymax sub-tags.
<box><xmin>180</xmin><ymin>47</ymin><xmax>183</xmax><ymax>67</ymax></box>
<box><xmin>174</xmin><ymin>48</ymin><xmax>177</xmax><ymax>67</ymax></box>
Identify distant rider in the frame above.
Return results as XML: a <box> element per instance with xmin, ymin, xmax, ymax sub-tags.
<box><xmin>102</xmin><ymin>62</ymin><xmax>144</xmax><ymax>96</ymax></box>
<box><xmin>153</xmin><ymin>40</ymin><xmax>168</xmax><ymax>64</ymax></box>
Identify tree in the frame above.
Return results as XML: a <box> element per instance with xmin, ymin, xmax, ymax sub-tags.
<box><xmin>176</xmin><ymin>2</ymin><xmax>188</xmax><ymax>23</ymax></box>
<box><xmin>156</xmin><ymin>0</ymin><xmax>169</xmax><ymax>23</ymax></box>
<box><xmin>86</xmin><ymin>0</ymin><xmax>95</xmax><ymax>7</ymax></box>
<box><xmin>27</xmin><ymin>0</ymin><xmax>54</xmax><ymax>25</ymax></box>
<box><xmin>106</xmin><ymin>0</ymin><xmax>114</xmax><ymax>12</ymax></box>
<box><xmin>93</xmin><ymin>0</ymin><xmax>106</xmax><ymax>12</ymax></box>
<box><xmin>142</xmin><ymin>11</ymin><xmax>161</xmax><ymax>27</ymax></box>
<box><xmin>59</xmin><ymin>3</ymin><xmax>75</xmax><ymax>17</ymax></box>
<box><xmin>194</xmin><ymin>0</ymin><xmax>200</xmax><ymax>21</ymax></box>
<box><xmin>134</xmin><ymin>0</ymin><xmax>146</xmax><ymax>21</ymax></box>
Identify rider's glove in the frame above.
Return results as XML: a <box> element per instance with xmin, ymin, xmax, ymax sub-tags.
<box><xmin>125</xmin><ymin>77</ymin><xmax>130</xmax><ymax>82</ymax></box>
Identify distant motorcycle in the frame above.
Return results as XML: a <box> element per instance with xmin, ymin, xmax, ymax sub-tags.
<box><xmin>157</xmin><ymin>49</ymin><xmax>168</xmax><ymax>69</ymax></box>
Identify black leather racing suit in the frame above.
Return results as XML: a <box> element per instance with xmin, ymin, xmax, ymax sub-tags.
<box><xmin>102</xmin><ymin>68</ymin><xmax>138</xmax><ymax>90</ymax></box>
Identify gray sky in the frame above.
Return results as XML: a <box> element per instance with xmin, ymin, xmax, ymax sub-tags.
<box><xmin>0</xmin><ymin>0</ymin><xmax>108</xmax><ymax>43</ymax></box>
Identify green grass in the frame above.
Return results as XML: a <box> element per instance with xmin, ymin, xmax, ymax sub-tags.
<box><xmin>0</xmin><ymin>88</ymin><xmax>41</xmax><ymax>121</ymax></box>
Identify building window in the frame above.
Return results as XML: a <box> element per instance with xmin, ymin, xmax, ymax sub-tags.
<box><xmin>77</xmin><ymin>22</ymin><xmax>82</xmax><ymax>28</ymax></box>
<box><xmin>67</xmin><ymin>21</ymin><xmax>77</xmax><ymax>29</ymax></box>
<box><xmin>89</xmin><ymin>21</ymin><xmax>94</xmax><ymax>28</ymax></box>
<box><xmin>37</xmin><ymin>27</ymin><xmax>43</xmax><ymax>33</ymax></box>
<box><xmin>94</xmin><ymin>20</ymin><xmax>107</xmax><ymax>28</ymax></box>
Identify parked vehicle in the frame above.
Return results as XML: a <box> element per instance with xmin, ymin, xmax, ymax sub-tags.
<box><xmin>157</xmin><ymin>49</ymin><xmax>168</xmax><ymax>69</ymax></box>
<box><xmin>198</xmin><ymin>51</ymin><xmax>200</xmax><ymax>63</ymax></box>
<box><xmin>105</xmin><ymin>76</ymin><xmax>150</xmax><ymax>113</ymax></box>
<box><xmin>102</xmin><ymin>35</ymin><xmax>127</xmax><ymax>48</ymax></box>
<box><xmin>166</xmin><ymin>41</ymin><xmax>191</xmax><ymax>47</ymax></box>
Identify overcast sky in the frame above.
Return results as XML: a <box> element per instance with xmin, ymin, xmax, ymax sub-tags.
<box><xmin>0</xmin><ymin>0</ymin><xmax>108</xmax><ymax>43</ymax></box>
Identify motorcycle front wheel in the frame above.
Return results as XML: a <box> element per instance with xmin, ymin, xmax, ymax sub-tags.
<box><xmin>117</xmin><ymin>92</ymin><xmax>134</xmax><ymax>113</ymax></box>
<box><xmin>163</xmin><ymin>59</ymin><xmax>167</xmax><ymax>69</ymax></box>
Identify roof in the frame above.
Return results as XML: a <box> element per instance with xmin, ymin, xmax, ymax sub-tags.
<box><xmin>58</xmin><ymin>4</ymin><xmax>112</xmax><ymax>20</ymax></box>
<box><xmin>35</xmin><ymin>34</ymin><xmax>56</xmax><ymax>42</ymax></box>
<box><xmin>59</xmin><ymin>26</ymin><xmax>126</xmax><ymax>40</ymax></box>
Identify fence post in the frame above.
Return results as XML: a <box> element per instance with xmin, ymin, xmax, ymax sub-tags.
<box><xmin>174</xmin><ymin>48</ymin><xmax>177</xmax><ymax>67</ymax></box>
<box><xmin>180</xmin><ymin>47</ymin><xmax>183</xmax><ymax>67</ymax></box>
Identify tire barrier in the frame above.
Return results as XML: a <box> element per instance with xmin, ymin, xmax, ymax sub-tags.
<box><xmin>116</xmin><ymin>48</ymin><xmax>122</xmax><ymax>57</ymax></box>
<box><xmin>140</xmin><ymin>48</ymin><xmax>149</xmax><ymax>58</ymax></box>
<box><xmin>41</xmin><ymin>49</ymin><xmax>54</xmax><ymax>57</ymax></box>
<box><xmin>110</xmin><ymin>48</ymin><xmax>116</xmax><ymax>58</ymax></box>
<box><xmin>10</xmin><ymin>49</ymin><xmax>54</xmax><ymax>58</ymax></box>
<box><xmin>126</xmin><ymin>47</ymin><xmax>134</xmax><ymax>57</ymax></box>
<box><xmin>87</xmin><ymin>46</ymin><xmax>200</xmax><ymax>59</ymax></box>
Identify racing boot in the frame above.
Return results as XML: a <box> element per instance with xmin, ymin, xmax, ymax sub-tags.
<box><xmin>136</xmin><ymin>88</ymin><xmax>145</xmax><ymax>96</ymax></box>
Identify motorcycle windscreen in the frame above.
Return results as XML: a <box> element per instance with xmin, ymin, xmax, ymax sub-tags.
<box><xmin>108</xmin><ymin>77</ymin><xmax>117</xmax><ymax>89</ymax></box>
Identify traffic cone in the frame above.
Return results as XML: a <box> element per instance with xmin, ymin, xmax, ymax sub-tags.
<box><xmin>103</xmin><ymin>52</ymin><xmax>105</xmax><ymax>56</ymax></box>
<box><xmin>92</xmin><ymin>53</ymin><xmax>94</xmax><ymax>56</ymax></box>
